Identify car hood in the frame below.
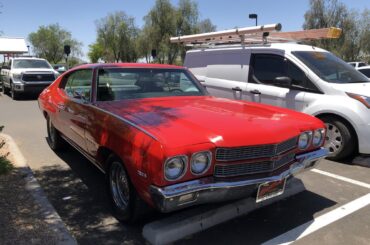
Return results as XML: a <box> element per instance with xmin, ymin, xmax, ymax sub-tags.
<box><xmin>333</xmin><ymin>82</ymin><xmax>370</xmax><ymax>97</ymax></box>
<box><xmin>12</xmin><ymin>68</ymin><xmax>55</xmax><ymax>74</ymax></box>
<box><xmin>97</xmin><ymin>96</ymin><xmax>323</xmax><ymax>148</ymax></box>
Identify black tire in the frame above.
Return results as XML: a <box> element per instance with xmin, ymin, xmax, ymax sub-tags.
<box><xmin>10</xmin><ymin>83</ymin><xmax>21</xmax><ymax>100</ymax></box>
<box><xmin>3</xmin><ymin>84</ymin><xmax>10</xmax><ymax>95</ymax></box>
<box><xmin>107</xmin><ymin>155</ymin><xmax>150</xmax><ymax>223</ymax></box>
<box><xmin>46</xmin><ymin>116</ymin><xmax>66</xmax><ymax>151</ymax></box>
<box><xmin>320</xmin><ymin>115</ymin><xmax>356</xmax><ymax>161</ymax></box>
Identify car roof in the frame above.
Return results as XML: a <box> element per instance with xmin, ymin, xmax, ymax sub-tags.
<box><xmin>73</xmin><ymin>63</ymin><xmax>184</xmax><ymax>70</ymax></box>
<box><xmin>187</xmin><ymin>42</ymin><xmax>328</xmax><ymax>54</ymax></box>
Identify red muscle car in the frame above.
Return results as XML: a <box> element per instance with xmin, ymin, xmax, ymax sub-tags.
<box><xmin>38</xmin><ymin>63</ymin><xmax>328</xmax><ymax>222</ymax></box>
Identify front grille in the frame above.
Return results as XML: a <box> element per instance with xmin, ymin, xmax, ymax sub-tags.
<box><xmin>215</xmin><ymin>136</ymin><xmax>298</xmax><ymax>162</ymax></box>
<box><xmin>276</xmin><ymin>137</ymin><xmax>297</xmax><ymax>154</ymax></box>
<box><xmin>22</xmin><ymin>73</ymin><xmax>55</xmax><ymax>82</ymax></box>
<box><xmin>215</xmin><ymin>161</ymin><xmax>272</xmax><ymax>177</ymax></box>
<box><xmin>214</xmin><ymin>153</ymin><xmax>296</xmax><ymax>178</ymax></box>
<box><xmin>274</xmin><ymin>153</ymin><xmax>295</xmax><ymax>169</ymax></box>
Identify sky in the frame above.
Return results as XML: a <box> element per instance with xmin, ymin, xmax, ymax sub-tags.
<box><xmin>1</xmin><ymin>0</ymin><xmax>369</xmax><ymax>61</ymax></box>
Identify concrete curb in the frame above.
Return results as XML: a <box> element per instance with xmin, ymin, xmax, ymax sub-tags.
<box><xmin>1</xmin><ymin>133</ymin><xmax>77</xmax><ymax>245</ymax></box>
<box><xmin>143</xmin><ymin>178</ymin><xmax>306</xmax><ymax>245</ymax></box>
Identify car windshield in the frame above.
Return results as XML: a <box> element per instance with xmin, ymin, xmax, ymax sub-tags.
<box><xmin>13</xmin><ymin>59</ymin><xmax>52</xmax><ymax>69</ymax></box>
<box><xmin>97</xmin><ymin>68</ymin><xmax>205</xmax><ymax>101</ymax></box>
<box><xmin>293</xmin><ymin>51</ymin><xmax>369</xmax><ymax>83</ymax></box>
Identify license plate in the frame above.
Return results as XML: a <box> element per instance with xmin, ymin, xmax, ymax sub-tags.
<box><xmin>256</xmin><ymin>178</ymin><xmax>286</xmax><ymax>203</ymax></box>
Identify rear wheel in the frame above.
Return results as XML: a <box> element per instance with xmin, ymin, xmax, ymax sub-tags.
<box><xmin>320</xmin><ymin>116</ymin><xmax>356</xmax><ymax>160</ymax></box>
<box><xmin>107</xmin><ymin>155</ymin><xmax>149</xmax><ymax>223</ymax></box>
<box><xmin>46</xmin><ymin>116</ymin><xmax>65</xmax><ymax>151</ymax></box>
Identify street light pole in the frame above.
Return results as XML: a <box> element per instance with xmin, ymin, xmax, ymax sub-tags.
<box><xmin>249</xmin><ymin>13</ymin><xmax>258</xmax><ymax>26</ymax></box>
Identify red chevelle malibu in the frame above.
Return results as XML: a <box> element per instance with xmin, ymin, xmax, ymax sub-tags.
<box><xmin>38</xmin><ymin>63</ymin><xmax>328</xmax><ymax>222</ymax></box>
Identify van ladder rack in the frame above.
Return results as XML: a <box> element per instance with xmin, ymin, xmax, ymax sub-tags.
<box><xmin>170</xmin><ymin>23</ymin><xmax>341</xmax><ymax>46</ymax></box>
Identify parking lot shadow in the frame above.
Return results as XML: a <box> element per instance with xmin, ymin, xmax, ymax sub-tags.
<box><xmin>36</xmin><ymin>139</ymin><xmax>338</xmax><ymax>245</ymax></box>
<box><xmin>174</xmin><ymin>190</ymin><xmax>337</xmax><ymax>245</ymax></box>
<box><xmin>1</xmin><ymin>93</ymin><xmax>39</xmax><ymax>101</ymax></box>
<box><xmin>34</xmin><ymin>142</ymin><xmax>147</xmax><ymax>245</ymax></box>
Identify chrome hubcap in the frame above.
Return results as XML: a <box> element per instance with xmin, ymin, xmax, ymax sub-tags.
<box><xmin>110</xmin><ymin>162</ymin><xmax>130</xmax><ymax>210</ymax></box>
<box><xmin>324</xmin><ymin>123</ymin><xmax>343</xmax><ymax>155</ymax></box>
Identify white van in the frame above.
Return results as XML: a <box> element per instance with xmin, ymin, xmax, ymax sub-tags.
<box><xmin>184</xmin><ymin>43</ymin><xmax>370</xmax><ymax>160</ymax></box>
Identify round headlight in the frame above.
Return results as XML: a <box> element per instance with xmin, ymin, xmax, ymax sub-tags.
<box><xmin>191</xmin><ymin>151</ymin><xmax>211</xmax><ymax>175</ymax></box>
<box><xmin>164</xmin><ymin>156</ymin><xmax>187</xmax><ymax>181</ymax></box>
<box><xmin>313</xmin><ymin>129</ymin><xmax>325</xmax><ymax>146</ymax></box>
<box><xmin>298</xmin><ymin>131</ymin><xmax>312</xmax><ymax>149</ymax></box>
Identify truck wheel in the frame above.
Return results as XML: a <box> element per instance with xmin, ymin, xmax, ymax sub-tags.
<box><xmin>3</xmin><ymin>84</ymin><xmax>10</xmax><ymax>95</ymax></box>
<box><xmin>46</xmin><ymin>116</ymin><xmax>65</xmax><ymax>151</ymax></box>
<box><xmin>320</xmin><ymin>116</ymin><xmax>356</xmax><ymax>161</ymax></box>
<box><xmin>107</xmin><ymin>155</ymin><xmax>149</xmax><ymax>223</ymax></box>
<box><xmin>10</xmin><ymin>83</ymin><xmax>21</xmax><ymax>100</ymax></box>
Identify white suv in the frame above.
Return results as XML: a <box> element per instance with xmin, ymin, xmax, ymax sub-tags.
<box><xmin>184</xmin><ymin>43</ymin><xmax>370</xmax><ymax>160</ymax></box>
<box><xmin>1</xmin><ymin>57</ymin><xmax>59</xmax><ymax>100</ymax></box>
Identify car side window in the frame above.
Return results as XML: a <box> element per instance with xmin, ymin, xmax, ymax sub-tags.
<box><xmin>359</xmin><ymin>63</ymin><xmax>367</xmax><ymax>68</ymax></box>
<box><xmin>250</xmin><ymin>54</ymin><xmax>285</xmax><ymax>85</ymax></box>
<box><xmin>63</xmin><ymin>70</ymin><xmax>93</xmax><ymax>101</ymax></box>
<box><xmin>250</xmin><ymin>54</ymin><xmax>320</xmax><ymax>93</ymax></box>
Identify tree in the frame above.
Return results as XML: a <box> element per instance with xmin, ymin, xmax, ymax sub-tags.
<box><xmin>197</xmin><ymin>18</ymin><xmax>217</xmax><ymax>33</ymax></box>
<box><xmin>303</xmin><ymin>0</ymin><xmax>370</xmax><ymax>61</ymax></box>
<box><xmin>28</xmin><ymin>24</ymin><xmax>82</xmax><ymax>64</ymax></box>
<box><xmin>143</xmin><ymin>0</ymin><xmax>216</xmax><ymax>64</ymax></box>
<box><xmin>143</xmin><ymin>0</ymin><xmax>177</xmax><ymax>64</ymax></box>
<box><xmin>88</xmin><ymin>42</ymin><xmax>104</xmax><ymax>63</ymax></box>
<box><xmin>94</xmin><ymin>11</ymin><xmax>140</xmax><ymax>63</ymax></box>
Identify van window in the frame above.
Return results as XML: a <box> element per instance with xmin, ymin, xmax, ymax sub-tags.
<box><xmin>250</xmin><ymin>54</ymin><xmax>320</xmax><ymax>92</ymax></box>
<box><xmin>251</xmin><ymin>55</ymin><xmax>285</xmax><ymax>85</ymax></box>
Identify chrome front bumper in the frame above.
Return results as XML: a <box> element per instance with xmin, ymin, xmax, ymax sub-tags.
<box><xmin>150</xmin><ymin>147</ymin><xmax>328</xmax><ymax>212</ymax></box>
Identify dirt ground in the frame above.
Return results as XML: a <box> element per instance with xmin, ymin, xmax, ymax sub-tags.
<box><xmin>0</xmin><ymin>138</ymin><xmax>60</xmax><ymax>245</ymax></box>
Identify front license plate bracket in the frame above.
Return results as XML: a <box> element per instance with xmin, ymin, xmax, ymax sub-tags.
<box><xmin>256</xmin><ymin>178</ymin><xmax>286</xmax><ymax>203</ymax></box>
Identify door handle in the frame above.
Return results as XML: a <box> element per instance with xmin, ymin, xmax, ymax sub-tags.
<box><xmin>249</xmin><ymin>89</ymin><xmax>261</xmax><ymax>95</ymax></box>
<box><xmin>232</xmin><ymin>87</ymin><xmax>242</xmax><ymax>92</ymax></box>
<box><xmin>57</xmin><ymin>103</ymin><xmax>66</xmax><ymax>111</ymax></box>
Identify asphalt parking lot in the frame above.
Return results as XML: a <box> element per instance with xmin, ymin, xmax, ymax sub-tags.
<box><xmin>1</xmin><ymin>93</ymin><xmax>370</xmax><ymax>245</ymax></box>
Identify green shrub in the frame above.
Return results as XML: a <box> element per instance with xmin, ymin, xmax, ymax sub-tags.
<box><xmin>0</xmin><ymin>126</ymin><xmax>13</xmax><ymax>175</ymax></box>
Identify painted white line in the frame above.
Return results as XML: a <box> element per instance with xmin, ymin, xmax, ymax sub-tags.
<box><xmin>262</xmin><ymin>192</ymin><xmax>370</xmax><ymax>245</ymax></box>
<box><xmin>311</xmin><ymin>168</ymin><xmax>370</xmax><ymax>189</ymax></box>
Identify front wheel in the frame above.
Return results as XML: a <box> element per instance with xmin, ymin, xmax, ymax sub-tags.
<box><xmin>108</xmin><ymin>156</ymin><xmax>149</xmax><ymax>223</ymax></box>
<box><xmin>10</xmin><ymin>83</ymin><xmax>21</xmax><ymax>100</ymax></box>
<box><xmin>3</xmin><ymin>84</ymin><xmax>10</xmax><ymax>95</ymax></box>
<box><xmin>320</xmin><ymin>116</ymin><xmax>356</xmax><ymax>161</ymax></box>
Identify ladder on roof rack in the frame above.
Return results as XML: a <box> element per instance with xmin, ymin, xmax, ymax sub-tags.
<box><xmin>170</xmin><ymin>23</ymin><xmax>342</xmax><ymax>46</ymax></box>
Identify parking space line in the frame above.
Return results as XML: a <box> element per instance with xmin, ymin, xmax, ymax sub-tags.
<box><xmin>262</xmin><ymin>192</ymin><xmax>370</xmax><ymax>245</ymax></box>
<box><xmin>311</xmin><ymin>169</ymin><xmax>370</xmax><ymax>189</ymax></box>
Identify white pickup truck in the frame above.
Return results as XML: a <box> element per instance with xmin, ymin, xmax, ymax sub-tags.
<box><xmin>1</xmin><ymin>57</ymin><xmax>59</xmax><ymax>100</ymax></box>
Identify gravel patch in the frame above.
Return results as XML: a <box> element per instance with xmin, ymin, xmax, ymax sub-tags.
<box><xmin>0</xmin><ymin>137</ymin><xmax>63</xmax><ymax>245</ymax></box>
